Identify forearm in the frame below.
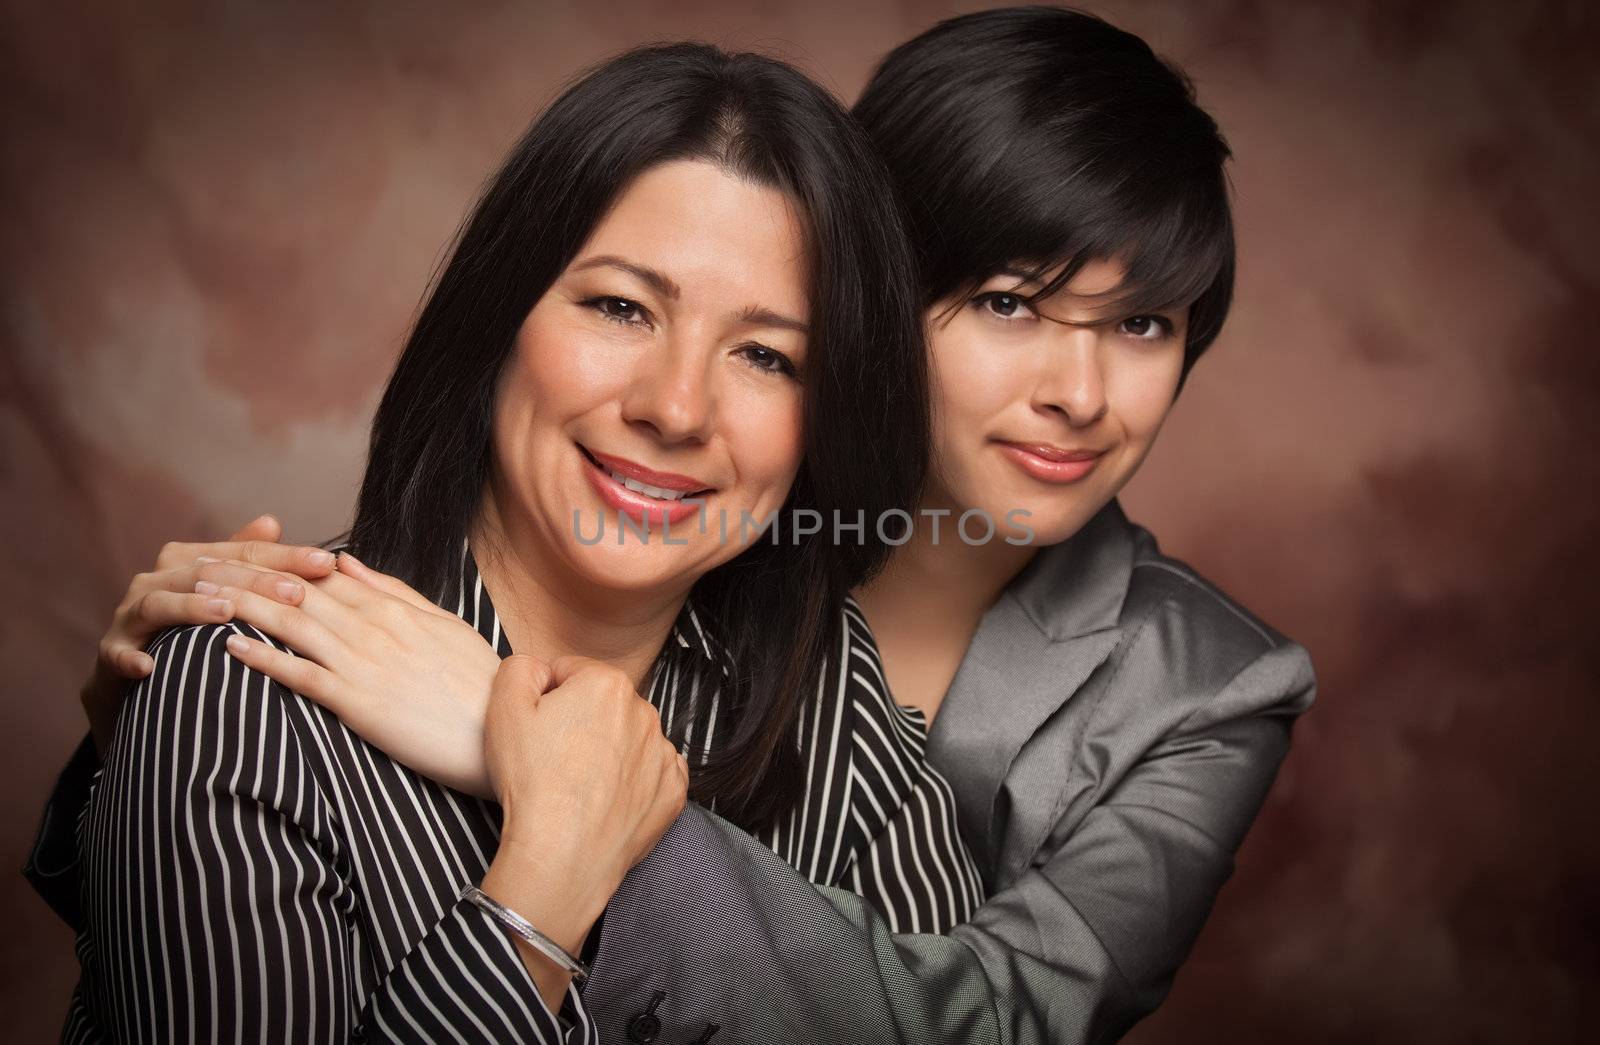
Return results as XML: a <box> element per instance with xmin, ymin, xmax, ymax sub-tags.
<box><xmin>577</xmin><ymin>652</ymin><xmax>1312</xmax><ymax>1044</ymax></box>
<box><xmin>584</xmin><ymin>805</ymin><xmax>1014</xmax><ymax>1044</ymax></box>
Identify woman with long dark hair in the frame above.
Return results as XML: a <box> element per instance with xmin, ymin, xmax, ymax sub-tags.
<box><xmin>34</xmin><ymin>8</ymin><xmax>1315</xmax><ymax>1043</ymax></box>
<box><xmin>32</xmin><ymin>41</ymin><xmax>982</xmax><ymax>1043</ymax></box>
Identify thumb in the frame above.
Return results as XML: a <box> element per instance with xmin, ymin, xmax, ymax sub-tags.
<box><xmin>228</xmin><ymin>513</ymin><xmax>283</xmax><ymax>544</ymax></box>
<box><xmin>494</xmin><ymin>654</ymin><xmax>553</xmax><ymax>700</ymax></box>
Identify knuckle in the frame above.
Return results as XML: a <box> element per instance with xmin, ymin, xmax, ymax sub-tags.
<box><xmin>157</xmin><ymin>542</ymin><xmax>182</xmax><ymax>568</ymax></box>
<box><xmin>251</xmin><ymin>570</ymin><xmax>289</xmax><ymax>596</ymax></box>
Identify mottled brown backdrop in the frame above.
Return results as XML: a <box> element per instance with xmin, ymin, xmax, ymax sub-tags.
<box><xmin>4</xmin><ymin>1</ymin><xmax>1595</xmax><ymax>1041</ymax></box>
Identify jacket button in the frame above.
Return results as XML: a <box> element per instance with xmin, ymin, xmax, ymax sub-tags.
<box><xmin>625</xmin><ymin>1013</ymin><xmax>660</xmax><ymax>1044</ymax></box>
<box><xmin>627</xmin><ymin>989</ymin><xmax>667</xmax><ymax>1044</ymax></box>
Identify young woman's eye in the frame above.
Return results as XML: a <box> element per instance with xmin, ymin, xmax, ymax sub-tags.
<box><xmin>583</xmin><ymin>296</ymin><xmax>651</xmax><ymax>326</ymax></box>
<box><xmin>1118</xmin><ymin>315</ymin><xmax>1174</xmax><ymax>341</ymax></box>
<box><xmin>972</xmin><ymin>291</ymin><xmax>1036</xmax><ymax>321</ymax></box>
<box><xmin>736</xmin><ymin>343</ymin><xmax>799</xmax><ymax>378</ymax></box>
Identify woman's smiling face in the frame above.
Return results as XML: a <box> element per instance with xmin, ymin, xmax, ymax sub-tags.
<box><xmin>924</xmin><ymin>258</ymin><xmax>1189</xmax><ymax>546</ymax></box>
<box><xmin>486</xmin><ymin>159</ymin><xmax>810</xmax><ymax>597</ymax></box>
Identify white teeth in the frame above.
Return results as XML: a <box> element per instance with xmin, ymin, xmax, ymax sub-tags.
<box><xmin>607</xmin><ymin>468</ymin><xmax>686</xmax><ymax>501</ymax></box>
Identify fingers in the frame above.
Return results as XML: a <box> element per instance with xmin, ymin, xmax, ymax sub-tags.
<box><xmin>232</xmin><ymin>539</ymin><xmax>338</xmax><ymax>578</ymax></box>
<box><xmin>131</xmin><ymin>588</ymin><xmax>237</xmax><ymax>629</ymax></box>
<box><xmin>209</xmin><ymin>586</ymin><xmax>349</xmax><ymax>668</ymax></box>
<box><xmin>99</xmin><ymin>642</ymin><xmax>156</xmax><ymax>679</ymax></box>
<box><xmin>221</xmin><ymin>632</ymin><xmax>346</xmax><ymax>711</ymax></box>
<box><xmin>227</xmin><ymin>513</ymin><xmax>283</xmax><ymax>544</ymax></box>
<box><xmin>200</xmin><ymin>561</ymin><xmax>379</xmax><ymax>644</ymax></box>
<box><xmin>193</xmin><ymin>560</ymin><xmax>309</xmax><ymax>606</ymax></box>
<box><xmin>112</xmin><ymin>647</ymin><xmax>156</xmax><ymax>678</ymax></box>
<box><xmin>157</xmin><ymin>538</ymin><xmax>335</xmax><ymax>578</ymax></box>
<box><xmin>103</xmin><ymin>588</ymin><xmax>238</xmax><ymax>679</ymax></box>
<box><xmin>495</xmin><ymin>654</ymin><xmax>553</xmax><ymax>699</ymax></box>
<box><xmin>547</xmin><ymin>654</ymin><xmax>609</xmax><ymax>688</ymax></box>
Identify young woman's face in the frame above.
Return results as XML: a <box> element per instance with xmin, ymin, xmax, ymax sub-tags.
<box><xmin>924</xmin><ymin>259</ymin><xmax>1187</xmax><ymax>547</ymax></box>
<box><xmin>489</xmin><ymin>159</ymin><xmax>810</xmax><ymax>596</ymax></box>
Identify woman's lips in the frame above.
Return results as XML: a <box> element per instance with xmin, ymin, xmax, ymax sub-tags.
<box><xmin>996</xmin><ymin>441</ymin><xmax>1106</xmax><ymax>484</ymax></box>
<box><xmin>578</xmin><ymin>444</ymin><xmax>711</xmax><ymax>530</ymax></box>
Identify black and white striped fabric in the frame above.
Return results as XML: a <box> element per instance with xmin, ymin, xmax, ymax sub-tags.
<box><xmin>53</xmin><ymin>550</ymin><xmax>981</xmax><ymax>1043</ymax></box>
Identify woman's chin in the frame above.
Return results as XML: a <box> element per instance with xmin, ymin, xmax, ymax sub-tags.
<box><xmin>561</xmin><ymin>538</ymin><xmax>718</xmax><ymax>597</ymax></box>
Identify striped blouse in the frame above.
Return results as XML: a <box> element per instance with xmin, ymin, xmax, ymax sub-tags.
<box><xmin>39</xmin><ymin>550</ymin><xmax>982</xmax><ymax>1043</ymax></box>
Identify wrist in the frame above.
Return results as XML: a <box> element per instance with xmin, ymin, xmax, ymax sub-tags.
<box><xmin>480</xmin><ymin>841</ymin><xmax>612</xmax><ymax>956</ymax></box>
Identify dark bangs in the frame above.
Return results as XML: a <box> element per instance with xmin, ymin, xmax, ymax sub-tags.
<box><xmin>854</xmin><ymin>5</ymin><xmax>1236</xmax><ymax>381</ymax></box>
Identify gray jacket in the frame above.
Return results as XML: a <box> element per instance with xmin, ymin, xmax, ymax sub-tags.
<box><xmin>582</xmin><ymin>499</ymin><xmax>1316</xmax><ymax>1044</ymax></box>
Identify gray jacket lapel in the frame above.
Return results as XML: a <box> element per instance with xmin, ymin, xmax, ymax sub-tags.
<box><xmin>926</xmin><ymin>500</ymin><xmax>1134</xmax><ymax>882</ymax></box>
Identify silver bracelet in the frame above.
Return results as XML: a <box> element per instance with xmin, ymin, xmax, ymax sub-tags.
<box><xmin>460</xmin><ymin>885</ymin><xmax>590</xmax><ymax>985</ymax></box>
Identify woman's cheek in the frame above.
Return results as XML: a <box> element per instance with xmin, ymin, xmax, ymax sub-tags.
<box><xmin>1120</xmin><ymin>352</ymin><xmax>1184</xmax><ymax>445</ymax></box>
<box><xmin>727</xmin><ymin>388</ymin><xmax>805</xmax><ymax>510</ymax></box>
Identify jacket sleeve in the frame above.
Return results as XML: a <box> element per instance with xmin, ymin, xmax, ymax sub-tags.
<box><xmin>68</xmin><ymin>623</ymin><xmax>590</xmax><ymax>1044</ymax></box>
<box><xmin>578</xmin><ymin>641</ymin><xmax>1315</xmax><ymax>1045</ymax></box>
<box><xmin>23</xmin><ymin>731</ymin><xmax>99</xmax><ymax>933</ymax></box>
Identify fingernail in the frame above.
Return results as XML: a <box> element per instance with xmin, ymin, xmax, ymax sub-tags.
<box><xmin>135</xmin><ymin>653</ymin><xmax>155</xmax><ymax>674</ymax></box>
<box><xmin>208</xmin><ymin>598</ymin><xmax>233</xmax><ymax>617</ymax></box>
<box><xmin>307</xmin><ymin>550</ymin><xmax>335</xmax><ymax>568</ymax></box>
<box><xmin>195</xmin><ymin>556</ymin><xmax>220</xmax><ymax>564</ymax></box>
<box><xmin>195</xmin><ymin>580</ymin><xmax>221</xmax><ymax>595</ymax></box>
<box><xmin>276</xmin><ymin>580</ymin><xmax>303</xmax><ymax>601</ymax></box>
<box><xmin>225</xmin><ymin>635</ymin><xmax>249</xmax><ymax>655</ymax></box>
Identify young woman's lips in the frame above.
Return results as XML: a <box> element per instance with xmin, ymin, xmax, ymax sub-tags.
<box><xmin>997</xmin><ymin>441</ymin><xmax>1105</xmax><ymax>484</ymax></box>
<box><xmin>578</xmin><ymin>444</ymin><xmax>712</xmax><ymax>530</ymax></box>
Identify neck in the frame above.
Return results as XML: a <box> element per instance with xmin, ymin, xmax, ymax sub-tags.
<box><xmin>470</xmin><ymin>486</ymin><xmax>687</xmax><ymax>691</ymax></box>
<box><xmin>860</xmin><ymin>490</ymin><xmax>1039</xmax><ymax>618</ymax></box>
<box><xmin>851</xmin><ymin>487</ymin><xmax>1040</xmax><ymax>724</ymax></box>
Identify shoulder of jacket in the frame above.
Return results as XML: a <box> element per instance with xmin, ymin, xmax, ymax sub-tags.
<box><xmin>1108</xmin><ymin>537</ymin><xmax>1315</xmax><ymax>715</ymax></box>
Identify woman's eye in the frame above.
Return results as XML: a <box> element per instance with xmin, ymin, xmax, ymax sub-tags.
<box><xmin>736</xmin><ymin>343</ymin><xmax>798</xmax><ymax>378</ymax></box>
<box><xmin>586</xmin><ymin>296</ymin><xmax>650</xmax><ymax>325</ymax></box>
<box><xmin>1119</xmin><ymin>315</ymin><xmax>1173</xmax><ymax>341</ymax></box>
<box><xmin>973</xmin><ymin>291</ymin><xmax>1035</xmax><ymax>321</ymax></box>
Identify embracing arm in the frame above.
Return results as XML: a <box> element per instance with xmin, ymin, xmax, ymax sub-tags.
<box><xmin>581</xmin><ymin>641</ymin><xmax>1315</xmax><ymax>1045</ymax></box>
<box><xmin>70</xmin><ymin>624</ymin><xmax>586</xmax><ymax>1043</ymax></box>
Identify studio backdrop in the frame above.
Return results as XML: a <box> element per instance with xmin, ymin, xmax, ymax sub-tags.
<box><xmin>3</xmin><ymin>2</ymin><xmax>1594</xmax><ymax>1042</ymax></box>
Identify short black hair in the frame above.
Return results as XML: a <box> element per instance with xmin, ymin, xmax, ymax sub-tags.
<box><xmin>350</xmin><ymin>42</ymin><xmax>928</xmax><ymax>830</ymax></box>
<box><xmin>854</xmin><ymin>5</ymin><xmax>1235</xmax><ymax>382</ymax></box>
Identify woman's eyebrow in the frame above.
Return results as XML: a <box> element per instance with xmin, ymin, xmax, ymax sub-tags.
<box><xmin>570</xmin><ymin>255</ymin><xmax>681</xmax><ymax>299</ymax></box>
<box><xmin>735</xmin><ymin>304</ymin><xmax>808</xmax><ymax>335</ymax></box>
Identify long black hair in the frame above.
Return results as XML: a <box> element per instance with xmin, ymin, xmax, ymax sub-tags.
<box><xmin>348</xmin><ymin>43</ymin><xmax>928</xmax><ymax>830</ymax></box>
<box><xmin>854</xmin><ymin>6</ymin><xmax>1236</xmax><ymax>386</ymax></box>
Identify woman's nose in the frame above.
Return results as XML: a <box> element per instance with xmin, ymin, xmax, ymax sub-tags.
<box><xmin>1035</xmin><ymin>331</ymin><xmax>1108</xmax><ymax>427</ymax></box>
<box><xmin>620</xmin><ymin>335</ymin><xmax>716</xmax><ymax>443</ymax></box>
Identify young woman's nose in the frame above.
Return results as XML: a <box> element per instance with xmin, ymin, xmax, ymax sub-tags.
<box><xmin>1034</xmin><ymin>330</ymin><xmax>1108</xmax><ymax>427</ymax></box>
<box><xmin>619</xmin><ymin>333</ymin><xmax>717</xmax><ymax>443</ymax></box>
